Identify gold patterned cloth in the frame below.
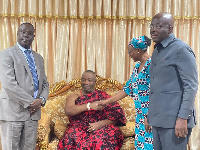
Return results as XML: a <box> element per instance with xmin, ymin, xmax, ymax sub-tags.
<box><xmin>37</xmin><ymin>75</ymin><xmax>136</xmax><ymax>150</ymax></box>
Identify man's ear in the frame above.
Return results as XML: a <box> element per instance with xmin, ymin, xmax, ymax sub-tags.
<box><xmin>168</xmin><ymin>25</ymin><xmax>173</xmax><ymax>34</ymax></box>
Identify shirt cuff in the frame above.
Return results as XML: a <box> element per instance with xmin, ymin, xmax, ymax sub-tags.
<box><xmin>39</xmin><ymin>97</ymin><xmax>45</xmax><ymax>101</ymax></box>
<box><xmin>39</xmin><ymin>97</ymin><xmax>46</xmax><ymax>106</ymax></box>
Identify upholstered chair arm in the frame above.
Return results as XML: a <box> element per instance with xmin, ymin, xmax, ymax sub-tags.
<box><xmin>119</xmin><ymin>122</ymin><xmax>135</xmax><ymax>137</ymax></box>
<box><xmin>37</xmin><ymin>113</ymin><xmax>51</xmax><ymax>150</ymax></box>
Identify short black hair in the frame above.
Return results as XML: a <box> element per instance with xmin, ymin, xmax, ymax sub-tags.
<box><xmin>84</xmin><ymin>70</ymin><xmax>96</xmax><ymax>75</ymax></box>
<box><xmin>82</xmin><ymin>70</ymin><xmax>97</xmax><ymax>82</ymax></box>
<box><xmin>144</xmin><ymin>35</ymin><xmax>151</xmax><ymax>47</ymax></box>
<box><xmin>19</xmin><ymin>22</ymin><xmax>35</xmax><ymax>31</ymax></box>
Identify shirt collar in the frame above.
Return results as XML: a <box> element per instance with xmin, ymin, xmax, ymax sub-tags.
<box><xmin>17</xmin><ymin>42</ymin><xmax>31</xmax><ymax>53</ymax></box>
<box><xmin>160</xmin><ymin>33</ymin><xmax>175</xmax><ymax>48</ymax></box>
<box><xmin>154</xmin><ymin>33</ymin><xmax>175</xmax><ymax>51</ymax></box>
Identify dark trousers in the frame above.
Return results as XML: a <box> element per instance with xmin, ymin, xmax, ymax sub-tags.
<box><xmin>152</xmin><ymin>127</ymin><xmax>192</xmax><ymax>150</ymax></box>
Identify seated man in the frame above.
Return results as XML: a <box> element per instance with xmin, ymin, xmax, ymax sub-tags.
<box><xmin>57</xmin><ymin>70</ymin><xmax>126</xmax><ymax>150</ymax></box>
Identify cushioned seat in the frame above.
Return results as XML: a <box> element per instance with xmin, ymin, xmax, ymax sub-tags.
<box><xmin>36</xmin><ymin>75</ymin><xmax>136</xmax><ymax>150</ymax></box>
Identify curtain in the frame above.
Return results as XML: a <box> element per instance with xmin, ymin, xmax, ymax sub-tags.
<box><xmin>0</xmin><ymin>0</ymin><xmax>200</xmax><ymax>149</ymax></box>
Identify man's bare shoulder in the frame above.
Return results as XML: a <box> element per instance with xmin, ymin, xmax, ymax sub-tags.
<box><xmin>66</xmin><ymin>90</ymin><xmax>81</xmax><ymax>101</ymax></box>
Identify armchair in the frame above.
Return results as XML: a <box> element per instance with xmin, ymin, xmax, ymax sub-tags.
<box><xmin>36</xmin><ymin>75</ymin><xmax>136</xmax><ymax>150</ymax></box>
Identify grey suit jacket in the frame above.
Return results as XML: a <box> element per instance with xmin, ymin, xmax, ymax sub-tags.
<box><xmin>148</xmin><ymin>34</ymin><xmax>198</xmax><ymax>128</ymax></box>
<box><xmin>0</xmin><ymin>45</ymin><xmax>49</xmax><ymax>121</ymax></box>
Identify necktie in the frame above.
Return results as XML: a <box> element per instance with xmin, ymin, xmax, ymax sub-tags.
<box><xmin>24</xmin><ymin>50</ymin><xmax>39</xmax><ymax>91</ymax></box>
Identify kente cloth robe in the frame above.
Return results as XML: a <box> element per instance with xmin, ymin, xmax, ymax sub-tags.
<box><xmin>57</xmin><ymin>90</ymin><xmax>126</xmax><ymax>150</ymax></box>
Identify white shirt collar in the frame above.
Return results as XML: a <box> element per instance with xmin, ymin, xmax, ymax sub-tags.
<box><xmin>17</xmin><ymin>42</ymin><xmax>32</xmax><ymax>53</ymax></box>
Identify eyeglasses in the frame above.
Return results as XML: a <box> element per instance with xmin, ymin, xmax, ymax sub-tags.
<box><xmin>127</xmin><ymin>49</ymin><xmax>134</xmax><ymax>54</ymax></box>
<box><xmin>149</xmin><ymin>24</ymin><xmax>171</xmax><ymax>30</ymax></box>
<box><xmin>149</xmin><ymin>24</ymin><xmax>162</xmax><ymax>30</ymax></box>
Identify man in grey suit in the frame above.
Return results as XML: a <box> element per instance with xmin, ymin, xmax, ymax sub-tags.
<box><xmin>147</xmin><ymin>12</ymin><xmax>198</xmax><ymax>150</ymax></box>
<box><xmin>0</xmin><ymin>23</ymin><xmax>49</xmax><ymax>150</ymax></box>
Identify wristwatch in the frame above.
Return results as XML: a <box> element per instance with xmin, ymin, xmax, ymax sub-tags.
<box><xmin>40</xmin><ymin>97</ymin><xmax>46</xmax><ymax>106</ymax></box>
<box><xmin>87</xmin><ymin>102</ymin><xmax>91</xmax><ymax>110</ymax></box>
